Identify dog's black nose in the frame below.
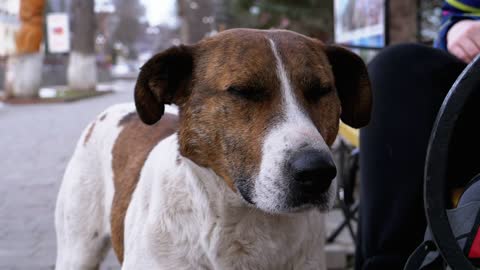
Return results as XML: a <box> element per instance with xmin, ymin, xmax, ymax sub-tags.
<box><xmin>289</xmin><ymin>149</ymin><xmax>336</xmax><ymax>192</ymax></box>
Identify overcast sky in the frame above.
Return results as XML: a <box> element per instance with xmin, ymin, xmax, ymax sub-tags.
<box><xmin>141</xmin><ymin>0</ymin><xmax>178</xmax><ymax>27</ymax></box>
<box><xmin>95</xmin><ymin>0</ymin><xmax>178</xmax><ymax>27</ymax></box>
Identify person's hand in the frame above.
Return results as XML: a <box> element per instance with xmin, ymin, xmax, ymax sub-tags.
<box><xmin>447</xmin><ymin>20</ymin><xmax>480</xmax><ymax>63</ymax></box>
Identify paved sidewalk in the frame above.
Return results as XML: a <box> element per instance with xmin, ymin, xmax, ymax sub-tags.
<box><xmin>0</xmin><ymin>80</ymin><xmax>354</xmax><ymax>269</ymax></box>
<box><xmin>0</xmin><ymin>81</ymin><xmax>133</xmax><ymax>270</ymax></box>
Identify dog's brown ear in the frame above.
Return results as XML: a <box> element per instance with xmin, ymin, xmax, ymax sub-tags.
<box><xmin>325</xmin><ymin>46</ymin><xmax>372</xmax><ymax>128</ymax></box>
<box><xmin>134</xmin><ymin>45</ymin><xmax>193</xmax><ymax>125</ymax></box>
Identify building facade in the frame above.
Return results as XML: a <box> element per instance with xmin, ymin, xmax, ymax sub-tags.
<box><xmin>0</xmin><ymin>0</ymin><xmax>20</xmax><ymax>56</ymax></box>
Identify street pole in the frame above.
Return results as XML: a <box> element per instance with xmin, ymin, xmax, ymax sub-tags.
<box><xmin>67</xmin><ymin>0</ymin><xmax>96</xmax><ymax>91</ymax></box>
<box><xmin>5</xmin><ymin>0</ymin><xmax>45</xmax><ymax>98</ymax></box>
<box><xmin>387</xmin><ymin>0</ymin><xmax>418</xmax><ymax>44</ymax></box>
<box><xmin>178</xmin><ymin>0</ymin><xmax>214</xmax><ymax>44</ymax></box>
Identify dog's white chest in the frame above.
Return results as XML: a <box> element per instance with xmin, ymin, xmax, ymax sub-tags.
<box><xmin>122</xmin><ymin>135</ymin><xmax>326</xmax><ymax>270</ymax></box>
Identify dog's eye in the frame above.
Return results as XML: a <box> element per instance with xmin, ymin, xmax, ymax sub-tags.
<box><xmin>305</xmin><ymin>85</ymin><xmax>332</xmax><ymax>102</ymax></box>
<box><xmin>227</xmin><ymin>86</ymin><xmax>266</xmax><ymax>102</ymax></box>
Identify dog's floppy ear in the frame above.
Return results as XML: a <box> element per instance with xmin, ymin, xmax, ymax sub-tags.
<box><xmin>134</xmin><ymin>45</ymin><xmax>193</xmax><ymax>125</ymax></box>
<box><xmin>325</xmin><ymin>45</ymin><xmax>372</xmax><ymax>128</ymax></box>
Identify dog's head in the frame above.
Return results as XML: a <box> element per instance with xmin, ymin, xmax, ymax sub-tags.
<box><xmin>134</xmin><ymin>29</ymin><xmax>371</xmax><ymax>213</ymax></box>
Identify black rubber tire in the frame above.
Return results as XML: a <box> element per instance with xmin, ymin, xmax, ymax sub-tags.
<box><xmin>424</xmin><ymin>55</ymin><xmax>480</xmax><ymax>270</ymax></box>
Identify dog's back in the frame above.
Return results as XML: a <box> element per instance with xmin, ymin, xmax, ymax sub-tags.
<box><xmin>55</xmin><ymin>103</ymin><xmax>178</xmax><ymax>268</ymax></box>
<box><xmin>110</xmin><ymin>109</ymin><xmax>177</xmax><ymax>262</ymax></box>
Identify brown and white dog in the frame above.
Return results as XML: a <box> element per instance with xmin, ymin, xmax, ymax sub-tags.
<box><xmin>55</xmin><ymin>29</ymin><xmax>371</xmax><ymax>270</ymax></box>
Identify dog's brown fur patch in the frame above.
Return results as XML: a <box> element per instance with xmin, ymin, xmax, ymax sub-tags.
<box><xmin>273</xmin><ymin>35</ymin><xmax>341</xmax><ymax>145</ymax></box>
<box><xmin>110</xmin><ymin>112</ymin><xmax>178</xmax><ymax>263</ymax></box>
<box><xmin>99</xmin><ymin>113</ymin><xmax>107</xmax><ymax>121</ymax></box>
<box><xmin>83</xmin><ymin>122</ymin><xmax>96</xmax><ymax>146</ymax></box>
<box><xmin>176</xmin><ymin>30</ymin><xmax>342</xmax><ymax>193</ymax></box>
<box><xmin>178</xmin><ymin>31</ymin><xmax>282</xmax><ymax>191</ymax></box>
<box><xmin>117</xmin><ymin>112</ymin><xmax>137</xmax><ymax>126</ymax></box>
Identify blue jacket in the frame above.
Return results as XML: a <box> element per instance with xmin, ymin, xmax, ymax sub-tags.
<box><xmin>435</xmin><ymin>0</ymin><xmax>480</xmax><ymax>50</ymax></box>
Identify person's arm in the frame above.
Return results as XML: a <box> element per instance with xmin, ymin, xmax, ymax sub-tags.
<box><xmin>434</xmin><ymin>0</ymin><xmax>480</xmax><ymax>61</ymax></box>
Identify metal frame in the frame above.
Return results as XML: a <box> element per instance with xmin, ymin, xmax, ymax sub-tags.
<box><xmin>327</xmin><ymin>140</ymin><xmax>359</xmax><ymax>243</ymax></box>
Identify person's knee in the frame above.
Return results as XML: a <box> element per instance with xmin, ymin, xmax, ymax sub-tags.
<box><xmin>372</xmin><ymin>43</ymin><xmax>439</xmax><ymax>62</ymax></box>
<box><xmin>368</xmin><ymin>43</ymin><xmax>437</xmax><ymax>78</ymax></box>
<box><xmin>368</xmin><ymin>43</ymin><xmax>464</xmax><ymax>94</ymax></box>
<box><xmin>369</xmin><ymin>43</ymin><xmax>465</xmax><ymax>73</ymax></box>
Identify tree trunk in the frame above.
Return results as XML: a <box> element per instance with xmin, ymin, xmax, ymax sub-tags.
<box><xmin>178</xmin><ymin>0</ymin><xmax>214</xmax><ymax>44</ymax></box>
<box><xmin>67</xmin><ymin>0</ymin><xmax>96</xmax><ymax>91</ymax></box>
<box><xmin>388</xmin><ymin>0</ymin><xmax>418</xmax><ymax>44</ymax></box>
<box><xmin>5</xmin><ymin>0</ymin><xmax>45</xmax><ymax>98</ymax></box>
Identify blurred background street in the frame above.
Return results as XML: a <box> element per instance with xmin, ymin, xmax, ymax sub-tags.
<box><xmin>0</xmin><ymin>81</ymin><xmax>134</xmax><ymax>270</ymax></box>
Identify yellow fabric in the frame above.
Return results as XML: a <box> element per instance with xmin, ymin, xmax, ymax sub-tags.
<box><xmin>447</xmin><ymin>0</ymin><xmax>480</xmax><ymax>13</ymax></box>
<box><xmin>338</xmin><ymin>122</ymin><xmax>464</xmax><ymax>207</ymax></box>
<box><xmin>451</xmin><ymin>188</ymin><xmax>465</xmax><ymax>208</ymax></box>
<box><xmin>338</xmin><ymin>122</ymin><xmax>359</xmax><ymax>147</ymax></box>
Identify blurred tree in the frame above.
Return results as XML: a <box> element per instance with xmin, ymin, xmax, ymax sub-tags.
<box><xmin>111</xmin><ymin>0</ymin><xmax>146</xmax><ymax>59</ymax></box>
<box><xmin>151</xmin><ymin>26</ymin><xmax>181</xmax><ymax>52</ymax></box>
<box><xmin>388</xmin><ymin>0</ymin><xmax>443</xmax><ymax>45</ymax></box>
<box><xmin>225</xmin><ymin>0</ymin><xmax>333</xmax><ymax>41</ymax></box>
<box><xmin>67</xmin><ymin>0</ymin><xmax>96</xmax><ymax>91</ymax></box>
<box><xmin>178</xmin><ymin>0</ymin><xmax>215</xmax><ymax>43</ymax></box>
<box><xmin>388</xmin><ymin>0</ymin><xmax>418</xmax><ymax>44</ymax></box>
<box><xmin>420</xmin><ymin>0</ymin><xmax>443</xmax><ymax>43</ymax></box>
<box><xmin>5</xmin><ymin>0</ymin><xmax>46</xmax><ymax>98</ymax></box>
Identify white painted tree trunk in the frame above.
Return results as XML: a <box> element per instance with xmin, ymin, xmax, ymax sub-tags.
<box><xmin>5</xmin><ymin>53</ymin><xmax>44</xmax><ymax>98</ymax></box>
<box><xmin>67</xmin><ymin>52</ymin><xmax>97</xmax><ymax>91</ymax></box>
<box><xmin>68</xmin><ymin>0</ymin><xmax>96</xmax><ymax>91</ymax></box>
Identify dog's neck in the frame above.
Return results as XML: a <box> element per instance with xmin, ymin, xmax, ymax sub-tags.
<box><xmin>135</xmin><ymin>133</ymin><xmax>325</xmax><ymax>269</ymax></box>
<box><xmin>176</xmin><ymin>138</ymin><xmax>320</xmax><ymax>224</ymax></box>
<box><xmin>179</xmin><ymin>147</ymin><xmax>255</xmax><ymax>220</ymax></box>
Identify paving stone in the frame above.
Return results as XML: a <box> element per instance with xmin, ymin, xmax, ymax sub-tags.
<box><xmin>0</xmin><ymin>84</ymin><xmax>132</xmax><ymax>269</ymax></box>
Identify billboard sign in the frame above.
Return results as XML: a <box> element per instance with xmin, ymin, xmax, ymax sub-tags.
<box><xmin>334</xmin><ymin>0</ymin><xmax>386</xmax><ymax>48</ymax></box>
<box><xmin>46</xmin><ymin>13</ymin><xmax>70</xmax><ymax>53</ymax></box>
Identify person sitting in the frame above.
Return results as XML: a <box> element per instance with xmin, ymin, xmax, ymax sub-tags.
<box><xmin>355</xmin><ymin>0</ymin><xmax>480</xmax><ymax>269</ymax></box>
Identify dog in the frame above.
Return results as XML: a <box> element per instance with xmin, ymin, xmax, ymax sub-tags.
<box><xmin>55</xmin><ymin>28</ymin><xmax>371</xmax><ymax>270</ymax></box>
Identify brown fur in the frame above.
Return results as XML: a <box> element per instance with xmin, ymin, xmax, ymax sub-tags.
<box><xmin>83</xmin><ymin>122</ymin><xmax>96</xmax><ymax>146</ymax></box>
<box><xmin>325</xmin><ymin>45</ymin><xmax>372</xmax><ymax>128</ymax></box>
<box><xmin>133</xmin><ymin>29</ymin><xmax>370</xmax><ymax>195</ymax></box>
<box><xmin>178</xmin><ymin>31</ymin><xmax>281</xmax><ymax>190</ymax></box>
<box><xmin>99</xmin><ymin>113</ymin><xmax>107</xmax><ymax>121</ymax></box>
<box><xmin>271</xmin><ymin>33</ymin><xmax>341</xmax><ymax>145</ymax></box>
<box><xmin>110</xmin><ymin>112</ymin><xmax>178</xmax><ymax>263</ymax></box>
<box><xmin>176</xmin><ymin>30</ymin><xmax>346</xmax><ymax>191</ymax></box>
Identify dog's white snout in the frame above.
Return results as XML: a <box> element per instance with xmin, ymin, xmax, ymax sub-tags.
<box><xmin>252</xmin><ymin>119</ymin><xmax>336</xmax><ymax>213</ymax></box>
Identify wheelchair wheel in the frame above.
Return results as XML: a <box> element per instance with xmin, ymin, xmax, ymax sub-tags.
<box><xmin>424</xmin><ymin>55</ymin><xmax>480</xmax><ymax>270</ymax></box>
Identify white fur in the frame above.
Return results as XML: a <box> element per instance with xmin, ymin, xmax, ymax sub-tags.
<box><xmin>55</xmin><ymin>103</ymin><xmax>135</xmax><ymax>269</ymax></box>
<box><xmin>67</xmin><ymin>52</ymin><xmax>97</xmax><ymax>91</ymax></box>
<box><xmin>123</xmin><ymin>135</ymin><xmax>325</xmax><ymax>269</ymax></box>
<box><xmin>252</xmin><ymin>39</ymin><xmax>336</xmax><ymax>213</ymax></box>
<box><xmin>55</xmin><ymin>102</ymin><xmax>327</xmax><ymax>269</ymax></box>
